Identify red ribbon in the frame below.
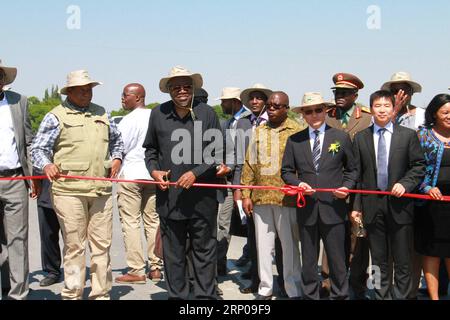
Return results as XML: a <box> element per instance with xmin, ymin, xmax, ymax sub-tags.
<box><xmin>1</xmin><ymin>175</ymin><xmax>449</xmax><ymax>208</ymax></box>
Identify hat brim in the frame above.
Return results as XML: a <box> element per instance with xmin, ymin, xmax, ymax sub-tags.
<box><xmin>59</xmin><ymin>81</ymin><xmax>102</xmax><ymax>95</ymax></box>
<box><xmin>0</xmin><ymin>66</ymin><xmax>17</xmax><ymax>85</ymax></box>
<box><xmin>159</xmin><ymin>74</ymin><xmax>203</xmax><ymax>93</ymax></box>
<box><xmin>381</xmin><ymin>80</ymin><xmax>422</xmax><ymax>94</ymax></box>
<box><xmin>240</xmin><ymin>88</ymin><xmax>273</xmax><ymax>108</ymax></box>
<box><xmin>215</xmin><ymin>95</ymin><xmax>241</xmax><ymax>101</ymax></box>
<box><xmin>291</xmin><ymin>102</ymin><xmax>335</xmax><ymax>113</ymax></box>
<box><xmin>331</xmin><ymin>84</ymin><xmax>359</xmax><ymax>90</ymax></box>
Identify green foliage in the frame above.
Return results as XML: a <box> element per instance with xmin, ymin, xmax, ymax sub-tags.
<box><xmin>28</xmin><ymin>86</ymin><xmax>62</xmax><ymax>133</ymax></box>
<box><xmin>212</xmin><ymin>105</ymin><xmax>230</xmax><ymax>120</ymax></box>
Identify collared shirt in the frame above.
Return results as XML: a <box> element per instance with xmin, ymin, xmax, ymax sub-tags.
<box><xmin>31</xmin><ymin>99</ymin><xmax>124</xmax><ymax>172</ymax></box>
<box><xmin>229</xmin><ymin>106</ymin><xmax>248</xmax><ymax>128</ymax></box>
<box><xmin>373</xmin><ymin>121</ymin><xmax>393</xmax><ymax>167</ymax></box>
<box><xmin>308</xmin><ymin>123</ymin><xmax>326</xmax><ymax>153</ymax></box>
<box><xmin>338</xmin><ymin>105</ymin><xmax>355</xmax><ymax>125</ymax></box>
<box><xmin>250</xmin><ymin>111</ymin><xmax>269</xmax><ymax>128</ymax></box>
<box><xmin>396</xmin><ymin>105</ymin><xmax>425</xmax><ymax>130</ymax></box>
<box><xmin>118</xmin><ymin>108</ymin><xmax>152</xmax><ymax>180</ymax></box>
<box><xmin>241</xmin><ymin>118</ymin><xmax>302</xmax><ymax>207</ymax></box>
<box><xmin>0</xmin><ymin>93</ymin><xmax>21</xmax><ymax>170</ymax></box>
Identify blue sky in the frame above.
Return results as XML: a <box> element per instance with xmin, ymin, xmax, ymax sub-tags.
<box><xmin>3</xmin><ymin>0</ymin><xmax>450</xmax><ymax>111</ymax></box>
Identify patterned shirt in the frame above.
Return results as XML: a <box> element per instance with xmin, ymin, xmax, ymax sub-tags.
<box><xmin>31</xmin><ymin>100</ymin><xmax>124</xmax><ymax>172</ymax></box>
<box><xmin>241</xmin><ymin>118</ymin><xmax>302</xmax><ymax>207</ymax></box>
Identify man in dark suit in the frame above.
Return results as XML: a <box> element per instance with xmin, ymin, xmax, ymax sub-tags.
<box><xmin>0</xmin><ymin>60</ymin><xmax>40</xmax><ymax>300</ymax></box>
<box><xmin>282</xmin><ymin>92</ymin><xmax>358</xmax><ymax>300</ymax></box>
<box><xmin>352</xmin><ymin>90</ymin><xmax>426</xmax><ymax>300</ymax></box>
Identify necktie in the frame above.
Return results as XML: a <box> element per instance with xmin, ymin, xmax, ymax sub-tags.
<box><xmin>377</xmin><ymin>128</ymin><xmax>388</xmax><ymax>191</ymax></box>
<box><xmin>312</xmin><ymin>130</ymin><xmax>321</xmax><ymax>172</ymax></box>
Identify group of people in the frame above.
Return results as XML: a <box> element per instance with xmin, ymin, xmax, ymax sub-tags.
<box><xmin>0</xmin><ymin>59</ymin><xmax>449</xmax><ymax>301</ymax></box>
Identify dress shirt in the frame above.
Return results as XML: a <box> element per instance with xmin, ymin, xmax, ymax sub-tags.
<box><xmin>118</xmin><ymin>108</ymin><xmax>152</xmax><ymax>180</ymax></box>
<box><xmin>31</xmin><ymin>99</ymin><xmax>124</xmax><ymax>171</ymax></box>
<box><xmin>0</xmin><ymin>94</ymin><xmax>21</xmax><ymax>170</ymax></box>
<box><xmin>308</xmin><ymin>123</ymin><xmax>326</xmax><ymax>153</ymax></box>
<box><xmin>373</xmin><ymin>121</ymin><xmax>393</xmax><ymax>167</ymax></box>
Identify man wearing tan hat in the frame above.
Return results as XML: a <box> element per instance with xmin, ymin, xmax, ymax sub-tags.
<box><xmin>216</xmin><ymin>87</ymin><xmax>251</xmax><ymax>276</ymax></box>
<box><xmin>143</xmin><ymin>66</ymin><xmax>222</xmax><ymax>299</ymax></box>
<box><xmin>283</xmin><ymin>92</ymin><xmax>358</xmax><ymax>300</ymax></box>
<box><xmin>381</xmin><ymin>71</ymin><xmax>425</xmax><ymax>130</ymax></box>
<box><xmin>31</xmin><ymin>70</ymin><xmax>124</xmax><ymax>300</ymax></box>
<box><xmin>325</xmin><ymin>72</ymin><xmax>372</xmax><ymax>299</ymax></box>
<box><xmin>0</xmin><ymin>60</ymin><xmax>40</xmax><ymax>300</ymax></box>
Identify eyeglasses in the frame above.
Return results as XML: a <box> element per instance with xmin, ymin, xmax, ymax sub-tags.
<box><xmin>266</xmin><ymin>103</ymin><xmax>288</xmax><ymax>110</ymax></box>
<box><xmin>169</xmin><ymin>84</ymin><xmax>193</xmax><ymax>92</ymax></box>
<box><xmin>303</xmin><ymin>107</ymin><xmax>324</xmax><ymax>116</ymax></box>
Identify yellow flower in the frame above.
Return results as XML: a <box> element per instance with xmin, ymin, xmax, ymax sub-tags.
<box><xmin>328</xmin><ymin>141</ymin><xmax>341</xmax><ymax>155</ymax></box>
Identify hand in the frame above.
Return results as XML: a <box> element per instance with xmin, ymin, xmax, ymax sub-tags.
<box><xmin>393</xmin><ymin>90</ymin><xmax>409</xmax><ymax>117</ymax></box>
<box><xmin>242</xmin><ymin>198</ymin><xmax>253</xmax><ymax>217</ymax></box>
<box><xmin>176</xmin><ymin>171</ymin><xmax>196</xmax><ymax>189</ymax></box>
<box><xmin>43</xmin><ymin>163</ymin><xmax>60</xmax><ymax>181</ymax></box>
<box><xmin>349</xmin><ymin>211</ymin><xmax>362</xmax><ymax>226</ymax></box>
<box><xmin>299</xmin><ymin>182</ymin><xmax>315</xmax><ymax>196</ymax></box>
<box><xmin>428</xmin><ymin>187</ymin><xmax>443</xmax><ymax>201</ymax></box>
<box><xmin>233</xmin><ymin>189</ymin><xmax>242</xmax><ymax>203</ymax></box>
<box><xmin>151</xmin><ymin>170</ymin><xmax>171</xmax><ymax>191</ymax></box>
<box><xmin>391</xmin><ymin>183</ymin><xmax>406</xmax><ymax>198</ymax></box>
<box><xmin>30</xmin><ymin>179</ymin><xmax>42</xmax><ymax>199</ymax></box>
<box><xmin>333</xmin><ymin>187</ymin><xmax>349</xmax><ymax>199</ymax></box>
<box><xmin>216</xmin><ymin>163</ymin><xmax>232</xmax><ymax>178</ymax></box>
<box><xmin>110</xmin><ymin>159</ymin><xmax>122</xmax><ymax>178</ymax></box>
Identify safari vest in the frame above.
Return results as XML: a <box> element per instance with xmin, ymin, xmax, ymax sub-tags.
<box><xmin>51</xmin><ymin>101</ymin><xmax>112</xmax><ymax>196</ymax></box>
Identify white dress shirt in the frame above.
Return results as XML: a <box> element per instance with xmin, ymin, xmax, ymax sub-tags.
<box><xmin>0</xmin><ymin>94</ymin><xmax>21</xmax><ymax>170</ymax></box>
<box><xmin>308</xmin><ymin>123</ymin><xmax>326</xmax><ymax>153</ymax></box>
<box><xmin>373</xmin><ymin>121</ymin><xmax>393</xmax><ymax>167</ymax></box>
<box><xmin>118</xmin><ymin>108</ymin><xmax>153</xmax><ymax>180</ymax></box>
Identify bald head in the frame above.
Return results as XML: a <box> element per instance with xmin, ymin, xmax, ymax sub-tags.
<box><xmin>122</xmin><ymin>83</ymin><xmax>146</xmax><ymax>111</ymax></box>
<box><xmin>269</xmin><ymin>91</ymin><xmax>289</xmax><ymax>105</ymax></box>
<box><xmin>267</xmin><ymin>91</ymin><xmax>290</xmax><ymax>127</ymax></box>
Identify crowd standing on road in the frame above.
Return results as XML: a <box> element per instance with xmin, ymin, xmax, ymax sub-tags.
<box><xmin>1</xmin><ymin>59</ymin><xmax>450</xmax><ymax>300</ymax></box>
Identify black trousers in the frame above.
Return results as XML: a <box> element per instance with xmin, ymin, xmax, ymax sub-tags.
<box><xmin>160</xmin><ymin>215</ymin><xmax>217</xmax><ymax>300</ymax></box>
<box><xmin>349</xmin><ymin>236</ymin><xmax>370</xmax><ymax>298</ymax></box>
<box><xmin>247</xmin><ymin>216</ymin><xmax>260</xmax><ymax>287</ymax></box>
<box><xmin>366</xmin><ymin>197</ymin><xmax>413</xmax><ymax>300</ymax></box>
<box><xmin>300</xmin><ymin>221</ymin><xmax>349</xmax><ymax>300</ymax></box>
<box><xmin>37</xmin><ymin>206</ymin><xmax>61</xmax><ymax>278</ymax></box>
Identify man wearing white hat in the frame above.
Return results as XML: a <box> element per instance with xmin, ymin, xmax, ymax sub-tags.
<box><xmin>31</xmin><ymin>70</ymin><xmax>124</xmax><ymax>300</ymax></box>
<box><xmin>381</xmin><ymin>71</ymin><xmax>425</xmax><ymax>130</ymax></box>
<box><xmin>143</xmin><ymin>66</ymin><xmax>222</xmax><ymax>299</ymax></box>
<box><xmin>283</xmin><ymin>92</ymin><xmax>358</xmax><ymax>300</ymax></box>
<box><xmin>0</xmin><ymin>60</ymin><xmax>40</xmax><ymax>300</ymax></box>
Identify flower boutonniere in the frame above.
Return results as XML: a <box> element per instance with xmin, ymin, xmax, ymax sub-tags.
<box><xmin>328</xmin><ymin>141</ymin><xmax>341</xmax><ymax>155</ymax></box>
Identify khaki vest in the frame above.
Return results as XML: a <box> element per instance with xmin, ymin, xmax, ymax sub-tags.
<box><xmin>51</xmin><ymin>102</ymin><xmax>112</xmax><ymax>197</ymax></box>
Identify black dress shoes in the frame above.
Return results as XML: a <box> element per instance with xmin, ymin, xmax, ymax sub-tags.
<box><xmin>240</xmin><ymin>285</ymin><xmax>258</xmax><ymax>294</ymax></box>
<box><xmin>255</xmin><ymin>294</ymin><xmax>272</xmax><ymax>300</ymax></box>
<box><xmin>40</xmin><ymin>275</ymin><xmax>60</xmax><ymax>287</ymax></box>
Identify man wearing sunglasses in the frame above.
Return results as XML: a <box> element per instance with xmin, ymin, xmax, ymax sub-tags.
<box><xmin>282</xmin><ymin>92</ymin><xmax>358</xmax><ymax>300</ymax></box>
<box><xmin>325</xmin><ymin>73</ymin><xmax>372</xmax><ymax>299</ymax></box>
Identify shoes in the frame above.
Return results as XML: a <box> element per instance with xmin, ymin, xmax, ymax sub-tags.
<box><xmin>255</xmin><ymin>294</ymin><xmax>272</xmax><ymax>300</ymax></box>
<box><xmin>216</xmin><ymin>286</ymin><xmax>223</xmax><ymax>296</ymax></box>
<box><xmin>241</xmin><ymin>271</ymin><xmax>251</xmax><ymax>280</ymax></box>
<box><xmin>319</xmin><ymin>280</ymin><xmax>331</xmax><ymax>299</ymax></box>
<box><xmin>115</xmin><ymin>273</ymin><xmax>146</xmax><ymax>284</ymax></box>
<box><xmin>148</xmin><ymin>269</ymin><xmax>163</xmax><ymax>282</ymax></box>
<box><xmin>40</xmin><ymin>275</ymin><xmax>60</xmax><ymax>287</ymax></box>
<box><xmin>240</xmin><ymin>286</ymin><xmax>258</xmax><ymax>294</ymax></box>
<box><xmin>235</xmin><ymin>255</ymin><xmax>250</xmax><ymax>267</ymax></box>
<box><xmin>278</xmin><ymin>287</ymin><xmax>288</xmax><ymax>298</ymax></box>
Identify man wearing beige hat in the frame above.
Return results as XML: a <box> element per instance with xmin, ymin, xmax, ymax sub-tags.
<box><xmin>381</xmin><ymin>71</ymin><xmax>425</xmax><ymax>130</ymax></box>
<box><xmin>0</xmin><ymin>60</ymin><xmax>40</xmax><ymax>300</ymax></box>
<box><xmin>143</xmin><ymin>66</ymin><xmax>222</xmax><ymax>299</ymax></box>
<box><xmin>283</xmin><ymin>92</ymin><xmax>357</xmax><ymax>300</ymax></box>
<box><xmin>216</xmin><ymin>87</ymin><xmax>251</xmax><ymax>276</ymax></box>
<box><xmin>31</xmin><ymin>70</ymin><xmax>124</xmax><ymax>300</ymax></box>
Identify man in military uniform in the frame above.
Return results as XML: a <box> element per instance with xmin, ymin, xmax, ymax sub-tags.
<box><xmin>325</xmin><ymin>73</ymin><xmax>372</xmax><ymax>299</ymax></box>
<box><xmin>326</xmin><ymin>73</ymin><xmax>372</xmax><ymax>139</ymax></box>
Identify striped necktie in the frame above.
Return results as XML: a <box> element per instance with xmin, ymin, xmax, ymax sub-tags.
<box><xmin>312</xmin><ymin>130</ymin><xmax>321</xmax><ymax>172</ymax></box>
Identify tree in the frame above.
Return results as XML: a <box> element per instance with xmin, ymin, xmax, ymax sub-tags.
<box><xmin>28</xmin><ymin>86</ymin><xmax>63</xmax><ymax>133</ymax></box>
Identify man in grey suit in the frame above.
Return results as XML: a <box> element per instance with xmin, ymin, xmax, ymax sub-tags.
<box><xmin>0</xmin><ymin>60</ymin><xmax>40</xmax><ymax>300</ymax></box>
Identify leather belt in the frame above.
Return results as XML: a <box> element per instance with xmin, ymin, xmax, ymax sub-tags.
<box><xmin>0</xmin><ymin>167</ymin><xmax>23</xmax><ymax>177</ymax></box>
